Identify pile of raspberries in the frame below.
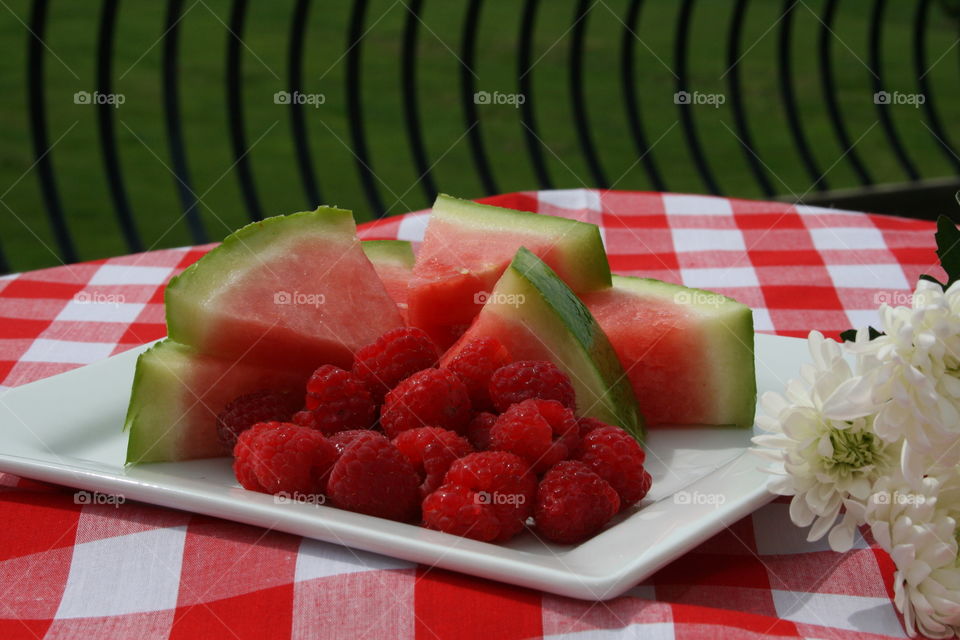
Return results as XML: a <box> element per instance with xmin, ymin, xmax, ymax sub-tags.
<box><xmin>220</xmin><ymin>327</ymin><xmax>652</xmax><ymax>545</ymax></box>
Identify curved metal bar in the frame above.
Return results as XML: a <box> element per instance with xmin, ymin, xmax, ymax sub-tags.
<box><xmin>675</xmin><ymin>0</ymin><xmax>720</xmax><ymax>194</ymax></box>
<box><xmin>818</xmin><ymin>0</ymin><xmax>873</xmax><ymax>186</ymax></box>
<box><xmin>163</xmin><ymin>0</ymin><xmax>207</xmax><ymax>243</ymax></box>
<box><xmin>459</xmin><ymin>0</ymin><xmax>498</xmax><ymax>195</ymax></box>
<box><xmin>97</xmin><ymin>0</ymin><xmax>142</xmax><ymax>252</ymax></box>
<box><xmin>778</xmin><ymin>0</ymin><xmax>828</xmax><ymax>191</ymax></box>
<box><xmin>288</xmin><ymin>0</ymin><xmax>322</xmax><ymax>206</ymax></box>
<box><xmin>226</xmin><ymin>0</ymin><xmax>263</xmax><ymax>221</ymax></box>
<box><xmin>401</xmin><ymin>0</ymin><xmax>437</xmax><ymax>202</ymax></box>
<box><xmin>570</xmin><ymin>0</ymin><xmax>608</xmax><ymax>188</ymax></box>
<box><xmin>518</xmin><ymin>0</ymin><xmax>554</xmax><ymax>190</ymax></box>
<box><xmin>869</xmin><ymin>0</ymin><xmax>920</xmax><ymax>180</ymax></box>
<box><xmin>346</xmin><ymin>0</ymin><xmax>386</xmax><ymax>215</ymax></box>
<box><xmin>914</xmin><ymin>0</ymin><xmax>960</xmax><ymax>172</ymax></box>
<box><xmin>27</xmin><ymin>0</ymin><xmax>75</xmax><ymax>264</ymax></box>
<box><xmin>620</xmin><ymin>0</ymin><xmax>666</xmax><ymax>191</ymax></box>
<box><xmin>726</xmin><ymin>0</ymin><xmax>774</xmax><ymax>197</ymax></box>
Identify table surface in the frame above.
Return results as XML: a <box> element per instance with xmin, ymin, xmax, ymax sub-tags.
<box><xmin>0</xmin><ymin>190</ymin><xmax>941</xmax><ymax>640</ymax></box>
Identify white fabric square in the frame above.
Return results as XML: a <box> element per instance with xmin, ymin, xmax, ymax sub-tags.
<box><xmin>55</xmin><ymin>526</ymin><xmax>186</xmax><ymax>618</ymax></box>
<box><xmin>663</xmin><ymin>194</ymin><xmax>733</xmax><ymax>216</ymax></box>
<box><xmin>538</xmin><ymin>189</ymin><xmax>601</xmax><ymax>211</ymax></box>
<box><xmin>20</xmin><ymin>339</ymin><xmax>116</xmax><ymax>365</ymax></box>
<box><xmin>845</xmin><ymin>309</ymin><xmax>883</xmax><ymax>333</ymax></box>
<box><xmin>56</xmin><ymin>300</ymin><xmax>145</xmax><ymax>324</ymax></box>
<box><xmin>545</xmin><ymin>623</ymin><xmax>675</xmax><ymax>640</ymax></box>
<box><xmin>671</xmin><ymin>228</ymin><xmax>746</xmax><ymax>253</ymax></box>
<box><xmin>295</xmin><ymin>538</ymin><xmax>412</xmax><ymax>582</ymax></box>
<box><xmin>754</xmin><ymin>504</ymin><xmax>869</xmax><ymax>554</ymax></box>
<box><xmin>771</xmin><ymin>590</ymin><xmax>906</xmax><ymax>637</ymax></box>
<box><xmin>88</xmin><ymin>265</ymin><xmax>172</xmax><ymax>286</ymax></box>
<box><xmin>809</xmin><ymin>227</ymin><xmax>886</xmax><ymax>250</ymax></box>
<box><xmin>753</xmin><ymin>308</ymin><xmax>774</xmax><ymax>332</ymax></box>
<box><xmin>397</xmin><ymin>212</ymin><xmax>431</xmax><ymax>242</ymax></box>
<box><xmin>681</xmin><ymin>266</ymin><xmax>758</xmax><ymax>289</ymax></box>
<box><xmin>826</xmin><ymin>264</ymin><xmax>909</xmax><ymax>290</ymax></box>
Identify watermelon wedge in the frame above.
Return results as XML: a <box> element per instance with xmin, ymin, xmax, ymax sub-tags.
<box><xmin>581</xmin><ymin>276</ymin><xmax>756</xmax><ymax>428</ymax></box>
<box><xmin>443</xmin><ymin>248</ymin><xmax>643</xmax><ymax>441</ymax></box>
<box><xmin>165</xmin><ymin>207</ymin><xmax>403</xmax><ymax>369</ymax></box>
<box><xmin>124</xmin><ymin>340</ymin><xmax>312</xmax><ymax>463</ymax></box>
<box><xmin>408</xmin><ymin>194</ymin><xmax>610</xmax><ymax>348</ymax></box>
<box><xmin>362</xmin><ymin>240</ymin><xmax>414</xmax><ymax>321</ymax></box>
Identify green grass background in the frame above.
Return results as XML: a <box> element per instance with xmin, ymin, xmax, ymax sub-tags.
<box><xmin>0</xmin><ymin>0</ymin><xmax>958</xmax><ymax>272</ymax></box>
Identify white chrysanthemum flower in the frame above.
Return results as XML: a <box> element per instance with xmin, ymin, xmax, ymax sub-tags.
<box><xmin>753</xmin><ymin>331</ymin><xmax>894</xmax><ymax>551</ymax></box>
<box><xmin>866</xmin><ymin>469</ymin><xmax>960</xmax><ymax>638</ymax></box>
<box><xmin>825</xmin><ymin>280</ymin><xmax>960</xmax><ymax>481</ymax></box>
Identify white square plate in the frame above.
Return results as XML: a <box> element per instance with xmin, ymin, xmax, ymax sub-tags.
<box><xmin>0</xmin><ymin>333</ymin><xmax>801</xmax><ymax>600</ymax></box>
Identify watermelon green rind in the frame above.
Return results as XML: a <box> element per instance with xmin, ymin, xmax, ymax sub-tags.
<box><xmin>611</xmin><ymin>275</ymin><xmax>756</xmax><ymax>428</ymax></box>
<box><xmin>165</xmin><ymin>207</ymin><xmax>355</xmax><ymax>346</ymax></box>
<box><xmin>431</xmin><ymin>194</ymin><xmax>611</xmax><ymax>290</ymax></box>
<box><xmin>489</xmin><ymin>248</ymin><xmax>643</xmax><ymax>440</ymax></box>
<box><xmin>361</xmin><ymin>240</ymin><xmax>415</xmax><ymax>269</ymax></box>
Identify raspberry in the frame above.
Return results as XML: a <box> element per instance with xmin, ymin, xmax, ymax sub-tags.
<box><xmin>327</xmin><ymin>432</ymin><xmax>420</xmax><ymax>521</ymax></box>
<box><xmin>444</xmin><ymin>337</ymin><xmax>512</xmax><ymax>410</ymax></box>
<box><xmin>393</xmin><ymin>427</ymin><xmax>473</xmax><ymax>497</ymax></box>
<box><xmin>380</xmin><ymin>368</ymin><xmax>472</xmax><ymax>438</ymax></box>
<box><xmin>328</xmin><ymin>429</ymin><xmax>382</xmax><ymax>454</ymax></box>
<box><xmin>233</xmin><ymin>422</ymin><xmax>337</xmax><ymax>496</ymax></box>
<box><xmin>490</xmin><ymin>399</ymin><xmax>580</xmax><ymax>474</ymax></box>
<box><xmin>421</xmin><ymin>484</ymin><xmax>503</xmax><ymax>542</ymax></box>
<box><xmin>489</xmin><ymin>360</ymin><xmax>576</xmax><ymax>412</ymax></box>
<box><xmin>534</xmin><ymin>460</ymin><xmax>620</xmax><ymax>544</ymax></box>
<box><xmin>291</xmin><ymin>410</ymin><xmax>317</xmax><ymax>428</ymax></box>
<box><xmin>216</xmin><ymin>390</ymin><xmax>300</xmax><ymax>453</ymax></box>
<box><xmin>577</xmin><ymin>416</ymin><xmax>607</xmax><ymax>440</ymax></box>
<box><xmin>353</xmin><ymin>327</ymin><xmax>439</xmax><ymax>402</ymax></box>
<box><xmin>304</xmin><ymin>365</ymin><xmax>376</xmax><ymax>433</ymax></box>
<box><xmin>434</xmin><ymin>451</ymin><xmax>536</xmax><ymax>542</ymax></box>
<box><xmin>577</xmin><ymin>425</ymin><xmax>652</xmax><ymax>509</ymax></box>
<box><xmin>466</xmin><ymin>412</ymin><xmax>497</xmax><ymax>451</ymax></box>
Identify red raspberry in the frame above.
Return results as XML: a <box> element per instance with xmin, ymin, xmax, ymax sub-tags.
<box><xmin>421</xmin><ymin>484</ymin><xmax>504</xmax><ymax>542</ymax></box>
<box><xmin>577</xmin><ymin>416</ymin><xmax>607</xmax><ymax>440</ymax></box>
<box><xmin>304</xmin><ymin>365</ymin><xmax>376</xmax><ymax>433</ymax></box>
<box><xmin>291</xmin><ymin>410</ymin><xmax>316</xmax><ymax>428</ymax></box>
<box><xmin>431</xmin><ymin>451</ymin><xmax>536</xmax><ymax>542</ymax></box>
<box><xmin>466</xmin><ymin>412</ymin><xmax>497</xmax><ymax>451</ymax></box>
<box><xmin>327</xmin><ymin>432</ymin><xmax>420</xmax><ymax>521</ymax></box>
<box><xmin>489</xmin><ymin>360</ymin><xmax>576</xmax><ymax>412</ymax></box>
<box><xmin>353</xmin><ymin>327</ymin><xmax>439</xmax><ymax>402</ymax></box>
<box><xmin>577</xmin><ymin>425</ymin><xmax>652</xmax><ymax>510</ymax></box>
<box><xmin>380</xmin><ymin>368</ymin><xmax>472</xmax><ymax>438</ymax></box>
<box><xmin>393</xmin><ymin>427</ymin><xmax>473</xmax><ymax>497</ymax></box>
<box><xmin>444</xmin><ymin>337</ymin><xmax>512</xmax><ymax>410</ymax></box>
<box><xmin>490</xmin><ymin>399</ymin><xmax>579</xmax><ymax>474</ymax></box>
<box><xmin>216</xmin><ymin>390</ymin><xmax>300</xmax><ymax>453</ymax></box>
<box><xmin>328</xmin><ymin>429</ymin><xmax>382</xmax><ymax>455</ymax></box>
<box><xmin>535</xmin><ymin>460</ymin><xmax>620</xmax><ymax>544</ymax></box>
<box><xmin>233</xmin><ymin>422</ymin><xmax>337</xmax><ymax>496</ymax></box>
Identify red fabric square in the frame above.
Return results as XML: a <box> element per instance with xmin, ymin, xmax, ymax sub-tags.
<box><xmin>171</xmin><ymin>584</ymin><xmax>293</xmax><ymax>640</ymax></box>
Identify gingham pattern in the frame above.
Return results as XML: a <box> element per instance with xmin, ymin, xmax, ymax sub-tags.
<box><xmin>0</xmin><ymin>190</ymin><xmax>941</xmax><ymax>639</ymax></box>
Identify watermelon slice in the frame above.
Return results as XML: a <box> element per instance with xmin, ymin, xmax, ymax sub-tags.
<box><xmin>443</xmin><ymin>248</ymin><xmax>643</xmax><ymax>441</ymax></box>
<box><xmin>124</xmin><ymin>340</ymin><xmax>312</xmax><ymax>463</ymax></box>
<box><xmin>362</xmin><ymin>240</ymin><xmax>414</xmax><ymax>321</ymax></box>
<box><xmin>165</xmin><ymin>207</ymin><xmax>403</xmax><ymax>369</ymax></box>
<box><xmin>581</xmin><ymin>276</ymin><xmax>756</xmax><ymax>428</ymax></box>
<box><xmin>408</xmin><ymin>194</ymin><xmax>610</xmax><ymax>348</ymax></box>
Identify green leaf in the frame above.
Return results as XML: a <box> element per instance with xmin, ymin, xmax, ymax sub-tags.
<box><xmin>930</xmin><ymin>213</ymin><xmax>960</xmax><ymax>288</ymax></box>
<box><xmin>839</xmin><ymin>327</ymin><xmax>883</xmax><ymax>342</ymax></box>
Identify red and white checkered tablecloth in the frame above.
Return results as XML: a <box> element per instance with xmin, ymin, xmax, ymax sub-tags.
<box><xmin>0</xmin><ymin>190</ymin><xmax>942</xmax><ymax>639</ymax></box>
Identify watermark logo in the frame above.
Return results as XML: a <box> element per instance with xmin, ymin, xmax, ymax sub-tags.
<box><xmin>674</xmin><ymin>90</ymin><xmax>725</xmax><ymax>108</ymax></box>
<box><xmin>274</xmin><ymin>90</ymin><xmax>326</xmax><ymax>107</ymax></box>
<box><xmin>473</xmin><ymin>291</ymin><xmax>525</xmax><ymax>307</ymax></box>
<box><xmin>74</xmin><ymin>490</ymin><xmax>125</xmax><ymax>507</ymax></box>
<box><xmin>674</xmin><ymin>490</ymin><xmax>726</xmax><ymax>506</ymax></box>
<box><xmin>872</xmin><ymin>490</ymin><xmax>926</xmax><ymax>506</ymax></box>
<box><xmin>74</xmin><ymin>90</ymin><xmax>125</xmax><ymax>108</ymax></box>
<box><xmin>874</xmin><ymin>290</ymin><xmax>913</xmax><ymax>306</ymax></box>
<box><xmin>475</xmin><ymin>491</ymin><xmax>526</xmax><ymax>506</ymax></box>
<box><xmin>73</xmin><ymin>291</ymin><xmax>125</xmax><ymax>307</ymax></box>
<box><xmin>474</xmin><ymin>90</ymin><xmax>526</xmax><ymax>108</ymax></box>
<box><xmin>274</xmin><ymin>291</ymin><xmax>326</xmax><ymax>307</ymax></box>
<box><xmin>275</xmin><ymin>491</ymin><xmax>326</xmax><ymax>505</ymax></box>
<box><xmin>673</xmin><ymin>290</ymin><xmax>727</xmax><ymax>308</ymax></box>
<box><xmin>873</xmin><ymin>91</ymin><xmax>925</xmax><ymax>108</ymax></box>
